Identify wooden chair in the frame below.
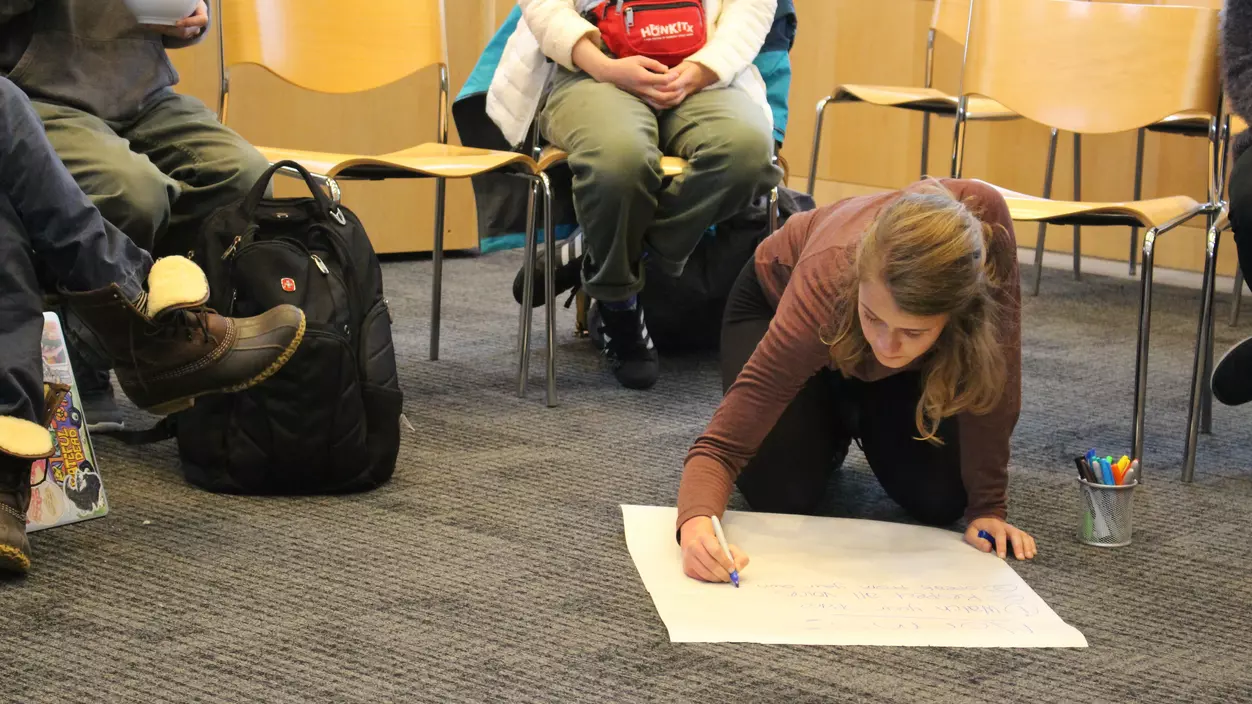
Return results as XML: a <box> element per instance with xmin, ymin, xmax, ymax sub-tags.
<box><xmin>215</xmin><ymin>0</ymin><xmax>546</xmax><ymax>372</ymax></box>
<box><xmin>805</xmin><ymin>0</ymin><xmax>1018</xmax><ymax>191</ymax></box>
<box><xmin>951</xmin><ymin>0</ymin><xmax>1222</xmax><ymax>474</ymax></box>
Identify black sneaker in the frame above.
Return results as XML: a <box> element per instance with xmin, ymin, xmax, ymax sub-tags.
<box><xmin>598</xmin><ymin>302</ymin><xmax>659</xmax><ymax>390</ymax></box>
<box><xmin>63</xmin><ymin>317</ymin><xmax>125</xmax><ymax>433</ymax></box>
<box><xmin>512</xmin><ymin>228</ymin><xmax>586</xmax><ymax>307</ymax></box>
<box><xmin>74</xmin><ymin>365</ymin><xmax>125</xmax><ymax>433</ymax></box>
<box><xmin>1212</xmin><ymin>335</ymin><xmax>1252</xmax><ymax>405</ymax></box>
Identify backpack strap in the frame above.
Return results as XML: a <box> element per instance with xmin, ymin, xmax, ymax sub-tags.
<box><xmin>103</xmin><ymin>415</ymin><xmax>178</xmax><ymax>446</ymax></box>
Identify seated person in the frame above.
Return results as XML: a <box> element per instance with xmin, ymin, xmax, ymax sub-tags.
<box><xmin>503</xmin><ymin>0</ymin><xmax>783</xmax><ymax>390</ymax></box>
<box><xmin>675</xmin><ymin>180</ymin><xmax>1037</xmax><ymax>584</ymax></box>
<box><xmin>0</xmin><ymin>77</ymin><xmax>304</xmax><ymax>575</ymax></box>
<box><xmin>0</xmin><ymin>0</ymin><xmax>271</xmax><ymax>427</ymax></box>
<box><xmin>1214</xmin><ymin>0</ymin><xmax>1252</xmax><ymax>405</ymax></box>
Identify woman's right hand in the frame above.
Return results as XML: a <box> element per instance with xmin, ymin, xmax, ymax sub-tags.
<box><xmin>573</xmin><ymin>38</ymin><xmax>680</xmax><ymax>107</ymax></box>
<box><xmin>680</xmin><ymin>515</ymin><xmax>750</xmax><ymax>583</ymax></box>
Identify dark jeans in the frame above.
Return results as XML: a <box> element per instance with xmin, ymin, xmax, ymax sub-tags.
<box><xmin>1230</xmin><ymin>146</ymin><xmax>1252</xmax><ymax>281</ymax></box>
<box><xmin>720</xmin><ymin>261</ymin><xmax>967</xmax><ymax>526</ymax></box>
<box><xmin>0</xmin><ymin>77</ymin><xmax>151</xmax><ymax>427</ymax></box>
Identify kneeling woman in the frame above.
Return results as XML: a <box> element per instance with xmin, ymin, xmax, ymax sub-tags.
<box><xmin>676</xmin><ymin>179</ymin><xmax>1035</xmax><ymax>583</ymax></box>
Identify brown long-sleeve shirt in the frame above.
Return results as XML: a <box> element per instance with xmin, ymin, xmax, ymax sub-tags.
<box><xmin>677</xmin><ymin>178</ymin><xmax>1022</xmax><ymax>530</ymax></box>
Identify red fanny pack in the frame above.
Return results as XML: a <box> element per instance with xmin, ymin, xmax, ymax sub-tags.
<box><xmin>595</xmin><ymin>0</ymin><xmax>708</xmax><ymax>68</ymax></box>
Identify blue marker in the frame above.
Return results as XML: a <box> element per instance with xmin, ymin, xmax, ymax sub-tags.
<box><xmin>977</xmin><ymin>529</ymin><xmax>998</xmax><ymax>553</ymax></box>
<box><xmin>1099</xmin><ymin>458</ymin><xmax>1115</xmax><ymax>485</ymax></box>
<box><xmin>709</xmin><ymin>515</ymin><xmax>740</xmax><ymax>588</ymax></box>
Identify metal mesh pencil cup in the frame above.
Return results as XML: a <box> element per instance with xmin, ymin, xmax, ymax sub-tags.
<box><xmin>1077</xmin><ymin>477</ymin><xmax>1137</xmax><ymax>547</ymax></box>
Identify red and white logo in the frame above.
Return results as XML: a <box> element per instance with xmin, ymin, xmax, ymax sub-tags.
<box><xmin>280</xmin><ymin>278</ymin><xmax>297</xmax><ymax>292</ymax></box>
<box><xmin>640</xmin><ymin>21</ymin><xmax>695</xmax><ymax>39</ymax></box>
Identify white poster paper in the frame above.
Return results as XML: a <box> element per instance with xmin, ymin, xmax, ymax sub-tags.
<box><xmin>622</xmin><ymin>505</ymin><xmax>1087</xmax><ymax>648</ymax></box>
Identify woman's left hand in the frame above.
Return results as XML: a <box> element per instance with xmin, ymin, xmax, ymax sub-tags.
<box><xmin>964</xmin><ymin>517</ymin><xmax>1037</xmax><ymax>560</ymax></box>
<box><xmin>145</xmin><ymin>0</ymin><xmax>207</xmax><ymax>40</ymax></box>
<box><xmin>653</xmin><ymin>61</ymin><xmax>719</xmax><ymax>109</ymax></box>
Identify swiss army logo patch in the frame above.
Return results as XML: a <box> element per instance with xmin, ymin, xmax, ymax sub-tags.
<box><xmin>280</xmin><ymin>278</ymin><xmax>297</xmax><ymax>293</ymax></box>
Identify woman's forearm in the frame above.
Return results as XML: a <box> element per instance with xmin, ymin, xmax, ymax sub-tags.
<box><xmin>571</xmin><ymin>36</ymin><xmax>612</xmax><ymax>82</ymax></box>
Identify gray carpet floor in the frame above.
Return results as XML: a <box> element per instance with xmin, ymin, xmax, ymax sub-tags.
<box><xmin>3</xmin><ymin>249</ymin><xmax>1251</xmax><ymax>703</ymax></box>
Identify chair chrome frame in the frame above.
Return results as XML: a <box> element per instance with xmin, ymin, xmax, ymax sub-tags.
<box><xmin>953</xmin><ymin>91</ymin><xmax>1222</xmax><ymax>477</ymax></box>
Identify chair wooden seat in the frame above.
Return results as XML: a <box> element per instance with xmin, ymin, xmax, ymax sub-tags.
<box><xmin>990</xmin><ymin>183</ymin><xmax>1203</xmax><ymax>229</ymax></box>
<box><xmin>834</xmin><ymin>85</ymin><xmax>1017</xmax><ymax>120</ymax></box>
<box><xmin>255</xmin><ymin>143</ymin><xmax>538</xmax><ymax>181</ymax></box>
<box><xmin>536</xmin><ymin>146</ymin><xmax>689</xmax><ymax>178</ymax></box>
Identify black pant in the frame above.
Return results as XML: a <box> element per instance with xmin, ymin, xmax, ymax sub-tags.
<box><xmin>720</xmin><ymin>261</ymin><xmax>967</xmax><ymax>526</ymax></box>
<box><xmin>0</xmin><ymin>77</ymin><xmax>151</xmax><ymax>428</ymax></box>
<box><xmin>1230</xmin><ymin>146</ymin><xmax>1252</xmax><ymax>281</ymax></box>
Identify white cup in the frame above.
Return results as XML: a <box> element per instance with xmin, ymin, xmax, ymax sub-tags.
<box><xmin>123</xmin><ymin>0</ymin><xmax>199</xmax><ymax>26</ymax></box>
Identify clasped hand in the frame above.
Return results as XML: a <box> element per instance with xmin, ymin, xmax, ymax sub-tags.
<box><xmin>598</xmin><ymin>57</ymin><xmax>718</xmax><ymax>110</ymax></box>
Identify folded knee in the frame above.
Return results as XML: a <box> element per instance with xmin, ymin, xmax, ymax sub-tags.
<box><xmin>573</xmin><ymin>140</ymin><xmax>662</xmax><ymax>192</ymax></box>
<box><xmin>92</xmin><ymin>168</ymin><xmax>173</xmax><ymax>249</ymax></box>
<box><xmin>693</xmin><ymin>124</ymin><xmax>775</xmax><ymax>183</ymax></box>
<box><xmin>904</xmin><ymin>500</ymin><xmax>966</xmax><ymax>527</ymax></box>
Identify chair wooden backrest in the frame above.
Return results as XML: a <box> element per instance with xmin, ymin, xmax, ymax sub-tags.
<box><xmin>218</xmin><ymin>0</ymin><xmax>447</xmax><ymax>94</ymax></box>
<box><xmin>961</xmin><ymin>0</ymin><xmax>1220</xmax><ymax>135</ymax></box>
<box><xmin>932</xmin><ymin>0</ymin><xmax>972</xmax><ymax>45</ymax></box>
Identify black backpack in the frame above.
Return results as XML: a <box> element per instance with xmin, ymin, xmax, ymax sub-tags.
<box><xmin>172</xmin><ymin>161</ymin><xmax>402</xmax><ymax>494</ymax></box>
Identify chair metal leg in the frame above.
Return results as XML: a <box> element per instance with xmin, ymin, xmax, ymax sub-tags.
<box><xmin>807</xmin><ymin>96</ymin><xmax>833</xmax><ymax>196</ymax></box>
<box><xmin>920</xmin><ymin>112</ymin><xmax>932</xmax><ymax>179</ymax></box>
<box><xmin>540</xmin><ymin>173</ymin><xmax>559</xmax><ymax>408</ymax></box>
<box><xmin>1132</xmin><ymin>228</ymin><xmax>1158</xmax><ymax>467</ymax></box>
<box><xmin>950</xmin><ymin>99</ymin><xmax>969</xmax><ymax>179</ymax></box>
<box><xmin>430</xmin><ymin>177</ymin><xmax>447</xmax><ymax>361</ymax></box>
<box><xmin>1201</xmin><ymin>298</ymin><xmax>1215</xmax><ymax>435</ymax></box>
<box><xmin>1130</xmin><ymin>128</ymin><xmax>1146</xmax><ymax>276</ymax></box>
<box><xmin>516</xmin><ymin>178</ymin><xmax>539</xmax><ymax>398</ymax></box>
<box><xmin>769</xmin><ymin>187</ymin><xmax>780</xmax><ymax>233</ymax></box>
<box><xmin>1232</xmin><ymin>266</ymin><xmax>1245</xmax><ymax>327</ymax></box>
<box><xmin>1033</xmin><ymin>128</ymin><xmax>1060</xmax><ymax>296</ymax></box>
<box><xmin>1183</xmin><ymin>219</ymin><xmax>1221</xmax><ymax>481</ymax></box>
<box><xmin>1072</xmin><ymin>133</ymin><xmax>1082</xmax><ymax>281</ymax></box>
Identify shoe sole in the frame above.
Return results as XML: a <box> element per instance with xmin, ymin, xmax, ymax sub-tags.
<box><xmin>142</xmin><ymin>313</ymin><xmax>308</xmax><ymax>416</ymax></box>
<box><xmin>0</xmin><ymin>544</ymin><xmax>30</xmax><ymax>574</ymax></box>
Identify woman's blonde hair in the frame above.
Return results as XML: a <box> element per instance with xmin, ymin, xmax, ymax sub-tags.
<box><xmin>824</xmin><ymin>183</ymin><xmax>1006</xmax><ymax>443</ymax></box>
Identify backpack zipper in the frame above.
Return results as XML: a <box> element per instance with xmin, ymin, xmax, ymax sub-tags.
<box><xmin>311</xmin><ymin>254</ymin><xmax>330</xmax><ymax>275</ymax></box>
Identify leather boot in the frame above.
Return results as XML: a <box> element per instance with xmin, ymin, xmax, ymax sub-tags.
<box><xmin>63</xmin><ymin>256</ymin><xmax>306</xmax><ymax>415</ymax></box>
<box><xmin>0</xmin><ymin>387</ymin><xmax>62</xmax><ymax>574</ymax></box>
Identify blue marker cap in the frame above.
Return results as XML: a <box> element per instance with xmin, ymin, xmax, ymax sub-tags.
<box><xmin>977</xmin><ymin>529</ymin><xmax>997</xmax><ymax>552</ymax></box>
<box><xmin>1099</xmin><ymin>459</ymin><xmax>1115</xmax><ymax>485</ymax></box>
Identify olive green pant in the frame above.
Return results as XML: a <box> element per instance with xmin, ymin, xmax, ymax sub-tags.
<box><xmin>540</xmin><ymin>69</ymin><xmax>782</xmax><ymax>302</ymax></box>
<box><xmin>33</xmin><ymin>91</ymin><xmax>270</xmax><ymax>256</ymax></box>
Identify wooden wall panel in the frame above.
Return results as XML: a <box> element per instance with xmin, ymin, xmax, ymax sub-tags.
<box><xmin>783</xmin><ymin>0</ymin><xmax>1229</xmax><ymax>275</ymax></box>
<box><xmin>171</xmin><ymin>0</ymin><xmax>1229</xmax><ymax>272</ymax></box>
<box><xmin>169</xmin><ymin>1</ymin><xmax>498</xmax><ymax>254</ymax></box>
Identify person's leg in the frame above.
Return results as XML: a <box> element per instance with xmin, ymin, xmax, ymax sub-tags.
<box><xmin>0</xmin><ymin>77</ymin><xmax>306</xmax><ymax>421</ymax></box>
<box><xmin>650</xmin><ymin>88</ymin><xmax>781</xmax><ymax>276</ymax></box>
<box><xmin>121</xmin><ymin>92</ymin><xmax>271</xmax><ymax>257</ymax></box>
<box><xmin>1212</xmin><ymin>146</ymin><xmax>1252</xmax><ymax>405</ymax></box>
<box><xmin>0</xmin><ymin>194</ymin><xmax>53</xmax><ymax>575</ymax></box>
<box><xmin>856</xmin><ymin>371</ymin><xmax>967</xmax><ymax>525</ymax></box>
<box><xmin>26</xmin><ymin>94</ymin><xmax>163</xmax><ymax>428</ymax></box>
<box><xmin>540</xmin><ymin>69</ymin><xmax>665</xmax><ymax>389</ymax></box>
<box><xmin>541</xmin><ymin>69</ymin><xmax>664</xmax><ymax>302</ymax></box>
<box><xmin>33</xmin><ymin>101</ymin><xmax>178</xmax><ymax>255</ymax></box>
<box><xmin>720</xmin><ymin>262</ymin><xmax>852</xmax><ymax>513</ymax></box>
